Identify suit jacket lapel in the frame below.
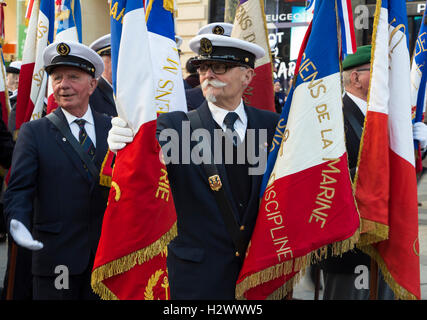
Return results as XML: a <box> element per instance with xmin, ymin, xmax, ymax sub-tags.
<box><xmin>51</xmin><ymin>108</ymin><xmax>92</xmax><ymax>184</ymax></box>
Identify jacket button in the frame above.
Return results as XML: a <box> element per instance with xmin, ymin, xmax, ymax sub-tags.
<box><xmin>235</xmin><ymin>251</ymin><xmax>240</xmax><ymax>257</ymax></box>
<box><xmin>240</xmin><ymin>225</ymin><xmax>245</xmax><ymax>231</ymax></box>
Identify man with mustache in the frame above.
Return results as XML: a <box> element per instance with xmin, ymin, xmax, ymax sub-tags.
<box><xmin>108</xmin><ymin>29</ymin><xmax>279</xmax><ymax>299</ymax></box>
<box><xmin>4</xmin><ymin>41</ymin><xmax>111</xmax><ymax>299</ymax></box>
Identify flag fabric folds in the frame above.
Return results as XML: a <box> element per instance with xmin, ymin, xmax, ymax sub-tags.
<box><xmin>46</xmin><ymin>0</ymin><xmax>83</xmax><ymax>114</ymax></box>
<box><xmin>91</xmin><ymin>0</ymin><xmax>186</xmax><ymax>300</ymax></box>
<box><xmin>15</xmin><ymin>0</ymin><xmax>54</xmax><ymax>133</ymax></box>
<box><xmin>336</xmin><ymin>0</ymin><xmax>357</xmax><ymax>58</ymax></box>
<box><xmin>354</xmin><ymin>0</ymin><xmax>420</xmax><ymax>300</ymax></box>
<box><xmin>231</xmin><ymin>0</ymin><xmax>275</xmax><ymax>112</ymax></box>
<box><xmin>235</xmin><ymin>0</ymin><xmax>359</xmax><ymax>300</ymax></box>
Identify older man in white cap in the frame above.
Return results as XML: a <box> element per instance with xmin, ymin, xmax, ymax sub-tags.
<box><xmin>6</xmin><ymin>61</ymin><xmax>22</xmax><ymax>95</ymax></box>
<box><xmin>89</xmin><ymin>34</ymin><xmax>117</xmax><ymax>117</ymax></box>
<box><xmin>108</xmin><ymin>27</ymin><xmax>279</xmax><ymax>299</ymax></box>
<box><xmin>4</xmin><ymin>41</ymin><xmax>111</xmax><ymax>300</ymax></box>
<box><xmin>185</xmin><ymin>22</ymin><xmax>234</xmax><ymax>110</ymax></box>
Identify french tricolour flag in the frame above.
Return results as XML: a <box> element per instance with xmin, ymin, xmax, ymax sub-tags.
<box><xmin>236</xmin><ymin>0</ymin><xmax>359</xmax><ymax>300</ymax></box>
<box><xmin>231</xmin><ymin>0</ymin><xmax>275</xmax><ymax>112</ymax></box>
<box><xmin>15</xmin><ymin>0</ymin><xmax>54</xmax><ymax>132</ymax></box>
<box><xmin>354</xmin><ymin>0</ymin><xmax>420</xmax><ymax>300</ymax></box>
<box><xmin>91</xmin><ymin>0</ymin><xmax>186</xmax><ymax>300</ymax></box>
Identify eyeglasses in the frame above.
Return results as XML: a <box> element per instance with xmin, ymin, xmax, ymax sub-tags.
<box><xmin>197</xmin><ymin>62</ymin><xmax>242</xmax><ymax>75</ymax></box>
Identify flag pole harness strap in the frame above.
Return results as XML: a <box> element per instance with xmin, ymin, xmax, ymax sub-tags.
<box><xmin>187</xmin><ymin>109</ymin><xmax>247</xmax><ymax>260</ymax></box>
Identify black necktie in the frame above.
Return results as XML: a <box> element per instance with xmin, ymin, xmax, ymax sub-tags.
<box><xmin>74</xmin><ymin>119</ymin><xmax>96</xmax><ymax>160</ymax></box>
<box><xmin>223</xmin><ymin>112</ymin><xmax>240</xmax><ymax>146</ymax></box>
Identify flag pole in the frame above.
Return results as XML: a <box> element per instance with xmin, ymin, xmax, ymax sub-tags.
<box><xmin>369</xmin><ymin>258</ymin><xmax>379</xmax><ymax>300</ymax></box>
<box><xmin>224</xmin><ymin>0</ymin><xmax>239</xmax><ymax>23</ymax></box>
<box><xmin>6</xmin><ymin>241</ymin><xmax>18</xmax><ymax>300</ymax></box>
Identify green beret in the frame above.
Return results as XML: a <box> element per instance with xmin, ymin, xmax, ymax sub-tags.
<box><xmin>342</xmin><ymin>45</ymin><xmax>372</xmax><ymax>70</ymax></box>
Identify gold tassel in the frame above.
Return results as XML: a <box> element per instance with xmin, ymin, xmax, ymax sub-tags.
<box><xmin>91</xmin><ymin>222</ymin><xmax>177</xmax><ymax>300</ymax></box>
<box><xmin>235</xmin><ymin>228</ymin><xmax>360</xmax><ymax>299</ymax></box>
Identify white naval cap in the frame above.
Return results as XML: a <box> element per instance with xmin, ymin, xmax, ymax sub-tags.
<box><xmin>43</xmin><ymin>41</ymin><xmax>104</xmax><ymax>79</ymax></box>
<box><xmin>89</xmin><ymin>34</ymin><xmax>111</xmax><ymax>56</ymax></box>
<box><xmin>6</xmin><ymin>61</ymin><xmax>22</xmax><ymax>74</ymax></box>
<box><xmin>189</xmin><ymin>33</ymin><xmax>265</xmax><ymax>69</ymax></box>
<box><xmin>197</xmin><ymin>22</ymin><xmax>233</xmax><ymax>37</ymax></box>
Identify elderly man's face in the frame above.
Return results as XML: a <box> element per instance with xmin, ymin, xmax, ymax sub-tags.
<box><xmin>198</xmin><ymin>61</ymin><xmax>254</xmax><ymax>110</ymax></box>
<box><xmin>6</xmin><ymin>73</ymin><xmax>19</xmax><ymax>92</ymax></box>
<box><xmin>51</xmin><ymin>66</ymin><xmax>97</xmax><ymax>113</ymax></box>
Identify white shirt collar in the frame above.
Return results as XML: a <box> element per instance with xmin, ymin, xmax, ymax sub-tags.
<box><xmin>346</xmin><ymin>92</ymin><xmax>367</xmax><ymax>116</ymax></box>
<box><xmin>207</xmin><ymin>100</ymin><xmax>248</xmax><ymax>141</ymax></box>
<box><xmin>207</xmin><ymin>99</ymin><xmax>247</xmax><ymax>128</ymax></box>
<box><xmin>61</xmin><ymin>106</ymin><xmax>95</xmax><ymax>126</ymax></box>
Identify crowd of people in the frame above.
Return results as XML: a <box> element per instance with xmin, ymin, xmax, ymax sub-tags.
<box><xmin>0</xmin><ymin>20</ymin><xmax>425</xmax><ymax>300</ymax></box>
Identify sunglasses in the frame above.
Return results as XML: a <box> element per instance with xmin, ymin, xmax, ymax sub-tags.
<box><xmin>197</xmin><ymin>62</ymin><xmax>243</xmax><ymax>75</ymax></box>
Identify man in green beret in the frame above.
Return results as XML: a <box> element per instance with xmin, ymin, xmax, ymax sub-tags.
<box><xmin>318</xmin><ymin>45</ymin><xmax>427</xmax><ymax>299</ymax></box>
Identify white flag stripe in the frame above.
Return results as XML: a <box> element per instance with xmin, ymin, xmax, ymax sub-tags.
<box><xmin>30</xmin><ymin>10</ymin><xmax>51</xmax><ymax>120</ymax></box>
<box><xmin>272</xmin><ymin>72</ymin><xmax>346</xmax><ymax>179</ymax></box>
<box><xmin>340</xmin><ymin>0</ymin><xmax>352</xmax><ymax>53</ymax></box>
<box><xmin>367</xmin><ymin>8</ymin><xmax>389</xmax><ymax>115</ymax></box>
<box><xmin>116</xmin><ymin>8</ymin><xmax>156</xmax><ymax>132</ymax></box>
<box><xmin>148</xmin><ymin>32</ymin><xmax>187</xmax><ymax>114</ymax></box>
<box><xmin>387</xmin><ymin>14</ymin><xmax>414</xmax><ymax>165</ymax></box>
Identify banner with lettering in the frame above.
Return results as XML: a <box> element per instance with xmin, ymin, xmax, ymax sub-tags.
<box><xmin>91</xmin><ymin>0</ymin><xmax>186</xmax><ymax>300</ymax></box>
<box><xmin>354</xmin><ymin>0</ymin><xmax>420</xmax><ymax>300</ymax></box>
<box><xmin>231</xmin><ymin>0</ymin><xmax>275</xmax><ymax>112</ymax></box>
<box><xmin>236</xmin><ymin>0</ymin><xmax>359</xmax><ymax>300</ymax></box>
<box><xmin>411</xmin><ymin>3</ymin><xmax>426</xmax><ymax>172</ymax></box>
<box><xmin>15</xmin><ymin>0</ymin><xmax>54</xmax><ymax>134</ymax></box>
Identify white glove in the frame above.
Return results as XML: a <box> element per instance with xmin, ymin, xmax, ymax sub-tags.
<box><xmin>413</xmin><ymin>122</ymin><xmax>427</xmax><ymax>150</ymax></box>
<box><xmin>107</xmin><ymin>117</ymin><xmax>134</xmax><ymax>153</ymax></box>
<box><xmin>10</xmin><ymin>219</ymin><xmax>43</xmax><ymax>251</ymax></box>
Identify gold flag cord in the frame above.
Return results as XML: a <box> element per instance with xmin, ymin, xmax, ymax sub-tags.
<box><xmin>235</xmin><ymin>229</ymin><xmax>360</xmax><ymax>300</ymax></box>
<box><xmin>91</xmin><ymin>222</ymin><xmax>177</xmax><ymax>300</ymax></box>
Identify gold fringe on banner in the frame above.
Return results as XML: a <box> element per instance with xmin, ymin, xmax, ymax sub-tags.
<box><xmin>359</xmin><ymin>244</ymin><xmax>418</xmax><ymax>300</ymax></box>
<box><xmin>91</xmin><ymin>222</ymin><xmax>177</xmax><ymax>300</ymax></box>
<box><xmin>235</xmin><ymin>229</ymin><xmax>360</xmax><ymax>300</ymax></box>
<box><xmin>358</xmin><ymin>219</ymin><xmax>389</xmax><ymax>246</ymax></box>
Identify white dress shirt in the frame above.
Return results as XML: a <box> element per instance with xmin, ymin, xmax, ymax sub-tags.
<box><xmin>62</xmin><ymin>106</ymin><xmax>97</xmax><ymax>147</ymax></box>
<box><xmin>207</xmin><ymin>99</ymin><xmax>248</xmax><ymax>142</ymax></box>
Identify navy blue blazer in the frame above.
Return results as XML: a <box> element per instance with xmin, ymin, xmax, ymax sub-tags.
<box><xmin>157</xmin><ymin>101</ymin><xmax>279</xmax><ymax>299</ymax></box>
<box><xmin>4</xmin><ymin>107</ymin><xmax>111</xmax><ymax>277</ymax></box>
<box><xmin>89</xmin><ymin>77</ymin><xmax>117</xmax><ymax>117</ymax></box>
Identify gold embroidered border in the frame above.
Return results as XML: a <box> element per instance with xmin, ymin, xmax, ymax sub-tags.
<box><xmin>235</xmin><ymin>229</ymin><xmax>359</xmax><ymax>300</ymax></box>
<box><xmin>359</xmin><ymin>244</ymin><xmax>418</xmax><ymax>300</ymax></box>
<box><xmin>91</xmin><ymin>222</ymin><xmax>177</xmax><ymax>300</ymax></box>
